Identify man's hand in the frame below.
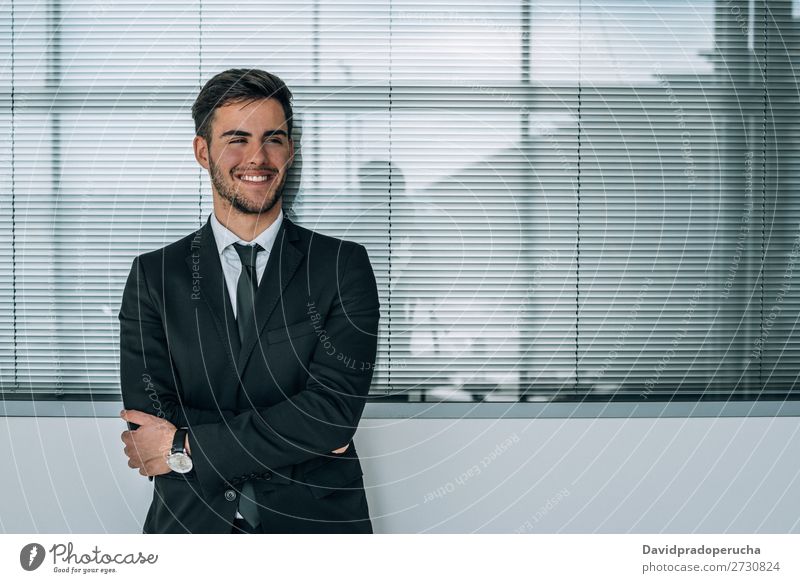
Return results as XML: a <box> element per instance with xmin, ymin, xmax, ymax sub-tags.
<box><xmin>120</xmin><ymin>409</ymin><xmax>176</xmax><ymax>477</ymax></box>
<box><xmin>332</xmin><ymin>443</ymin><xmax>350</xmax><ymax>454</ymax></box>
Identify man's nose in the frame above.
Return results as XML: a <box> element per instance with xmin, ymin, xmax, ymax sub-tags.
<box><xmin>245</xmin><ymin>142</ymin><xmax>270</xmax><ymax>165</ymax></box>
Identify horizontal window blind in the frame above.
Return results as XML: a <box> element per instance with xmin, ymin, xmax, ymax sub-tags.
<box><xmin>1</xmin><ymin>0</ymin><xmax>798</xmax><ymax>402</ymax></box>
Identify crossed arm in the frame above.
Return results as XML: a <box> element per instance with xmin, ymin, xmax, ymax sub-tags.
<box><xmin>118</xmin><ymin>243</ymin><xmax>379</xmax><ymax>493</ymax></box>
<box><xmin>119</xmin><ymin>409</ymin><xmax>349</xmax><ymax>478</ymax></box>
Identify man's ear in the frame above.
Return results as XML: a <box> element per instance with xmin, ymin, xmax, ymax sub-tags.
<box><xmin>287</xmin><ymin>138</ymin><xmax>295</xmax><ymax>169</ymax></box>
<box><xmin>193</xmin><ymin>135</ymin><xmax>210</xmax><ymax>170</ymax></box>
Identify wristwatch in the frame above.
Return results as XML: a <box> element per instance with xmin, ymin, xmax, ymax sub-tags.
<box><xmin>166</xmin><ymin>427</ymin><xmax>193</xmax><ymax>474</ymax></box>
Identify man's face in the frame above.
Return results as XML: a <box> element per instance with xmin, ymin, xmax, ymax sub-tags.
<box><xmin>193</xmin><ymin>98</ymin><xmax>294</xmax><ymax>216</ymax></box>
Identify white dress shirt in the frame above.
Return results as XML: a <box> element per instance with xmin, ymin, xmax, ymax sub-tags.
<box><xmin>208</xmin><ymin>209</ymin><xmax>283</xmax><ymax>520</ymax></box>
<box><xmin>209</xmin><ymin>209</ymin><xmax>284</xmax><ymax>318</ymax></box>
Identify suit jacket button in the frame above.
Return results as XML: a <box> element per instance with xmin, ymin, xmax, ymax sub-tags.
<box><xmin>264</xmin><ymin>472</ymin><xmax>272</xmax><ymax>480</ymax></box>
<box><xmin>224</xmin><ymin>489</ymin><xmax>237</xmax><ymax>502</ymax></box>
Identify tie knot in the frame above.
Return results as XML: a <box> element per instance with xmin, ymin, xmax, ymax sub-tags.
<box><xmin>232</xmin><ymin>242</ymin><xmax>263</xmax><ymax>268</ymax></box>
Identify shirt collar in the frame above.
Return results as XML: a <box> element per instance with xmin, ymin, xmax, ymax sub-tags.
<box><xmin>209</xmin><ymin>208</ymin><xmax>284</xmax><ymax>256</ymax></box>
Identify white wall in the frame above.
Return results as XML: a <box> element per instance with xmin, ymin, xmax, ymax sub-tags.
<box><xmin>1</xmin><ymin>415</ymin><xmax>799</xmax><ymax>533</ymax></box>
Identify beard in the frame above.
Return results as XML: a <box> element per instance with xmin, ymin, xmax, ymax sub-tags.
<box><xmin>209</xmin><ymin>156</ymin><xmax>287</xmax><ymax>216</ymax></box>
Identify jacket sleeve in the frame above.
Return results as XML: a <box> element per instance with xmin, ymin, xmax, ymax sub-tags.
<box><xmin>186</xmin><ymin>242</ymin><xmax>380</xmax><ymax>495</ymax></box>
<box><xmin>118</xmin><ymin>255</ymin><xmax>236</xmax><ymax>428</ymax></box>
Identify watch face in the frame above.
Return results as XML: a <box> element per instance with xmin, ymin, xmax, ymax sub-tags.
<box><xmin>166</xmin><ymin>452</ymin><xmax>193</xmax><ymax>474</ymax></box>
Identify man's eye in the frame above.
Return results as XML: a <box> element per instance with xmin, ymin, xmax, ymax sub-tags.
<box><xmin>230</xmin><ymin>139</ymin><xmax>246</xmax><ymax>144</ymax></box>
<box><xmin>266</xmin><ymin>138</ymin><xmax>283</xmax><ymax>144</ymax></box>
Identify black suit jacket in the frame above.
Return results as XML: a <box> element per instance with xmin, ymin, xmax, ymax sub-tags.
<box><xmin>118</xmin><ymin>215</ymin><xmax>380</xmax><ymax>533</ymax></box>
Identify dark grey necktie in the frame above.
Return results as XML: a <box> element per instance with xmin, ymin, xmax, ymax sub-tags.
<box><xmin>231</xmin><ymin>242</ymin><xmax>264</xmax><ymax>529</ymax></box>
<box><xmin>232</xmin><ymin>242</ymin><xmax>264</xmax><ymax>344</ymax></box>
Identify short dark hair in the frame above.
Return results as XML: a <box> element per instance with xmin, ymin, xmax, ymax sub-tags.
<box><xmin>191</xmin><ymin>68</ymin><xmax>293</xmax><ymax>144</ymax></box>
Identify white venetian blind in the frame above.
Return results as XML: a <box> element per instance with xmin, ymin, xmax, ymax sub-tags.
<box><xmin>1</xmin><ymin>0</ymin><xmax>798</xmax><ymax>402</ymax></box>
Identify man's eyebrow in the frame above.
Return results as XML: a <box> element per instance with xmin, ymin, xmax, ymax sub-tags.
<box><xmin>220</xmin><ymin>129</ymin><xmax>289</xmax><ymax>139</ymax></box>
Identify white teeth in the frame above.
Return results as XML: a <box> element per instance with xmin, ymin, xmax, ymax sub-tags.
<box><xmin>238</xmin><ymin>175</ymin><xmax>272</xmax><ymax>183</ymax></box>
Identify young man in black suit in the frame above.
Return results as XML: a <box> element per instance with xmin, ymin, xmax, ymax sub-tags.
<box><xmin>118</xmin><ymin>69</ymin><xmax>379</xmax><ymax>534</ymax></box>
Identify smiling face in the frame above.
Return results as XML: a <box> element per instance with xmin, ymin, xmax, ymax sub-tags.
<box><xmin>193</xmin><ymin>98</ymin><xmax>294</xmax><ymax>217</ymax></box>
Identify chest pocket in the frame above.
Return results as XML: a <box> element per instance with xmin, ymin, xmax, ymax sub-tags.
<box><xmin>266</xmin><ymin>319</ymin><xmax>318</xmax><ymax>344</ymax></box>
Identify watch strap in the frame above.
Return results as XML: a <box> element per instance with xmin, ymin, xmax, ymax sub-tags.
<box><xmin>171</xmin><ymin>427</ymin><xmax>189</xmax><ymax>456</ymax></box>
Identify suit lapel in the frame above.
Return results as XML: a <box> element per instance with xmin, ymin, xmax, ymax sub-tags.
<box><xmin>184</xmin><ymin>215</ymin><xmax>305</xmax><ymax>391</ymax></box>
<box><xmin>236</xmin><ymin>217</ymin><xmax>304</xmax><ymax>372</ymax></box>
<box><xmin>184</xmin><ymin>219</ymin><xmax>242</xmax><ymax>392</ymax></box>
